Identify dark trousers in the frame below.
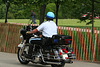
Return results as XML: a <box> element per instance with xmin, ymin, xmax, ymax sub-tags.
<box><xmin>42</xmin><ymin>36</ymin><xmax>52</xmax><ymax>50</ymax></box>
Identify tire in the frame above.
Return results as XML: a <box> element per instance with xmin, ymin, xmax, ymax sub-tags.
<box><xmin>17</xmin><ymin>48</ymin><xmax>29</xmax><ymax>64</ymax></box>
<box><xmin>51</xmin><ymin>62</ymin><xmax>65</xmax><ymax>67</ymax></box>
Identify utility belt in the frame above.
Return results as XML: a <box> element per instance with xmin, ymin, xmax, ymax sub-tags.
<box><xmin>42</xmin><ymin>35</ymin><xmax>52</xmax><ymax>39</ymax></box>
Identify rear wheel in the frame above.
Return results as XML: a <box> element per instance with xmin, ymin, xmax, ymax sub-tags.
<box><xmin>17</xmin><ymin>48</ymin><xmax>29</xmax><ymax>64</ymax></box>
<box><xmin>51</xmin><ymin>62</ymin><xmax>65</xmax><ymax>67</ymax></box>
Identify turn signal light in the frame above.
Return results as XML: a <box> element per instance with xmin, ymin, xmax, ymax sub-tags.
<box><xmin>66</xmin><ymin>57</ymin><xmax>69</xmax><ymax>59</ymax></box>
<box><xmin>62</xmin><ymin>49</ymin><xmax>68</xmax><ymax>53</ymax></box>
<box><xmin>71</xmin><ymin>51</ymin><xmax>73</xmax><ymax>54</ymax></box>
<box><xmin>59</xmin><ymin>52</ymin><xmax>62</xmax><ymax>55</ymax></box>
<box><xmin>64</xmin><ymin>50</ymin><xmax>68</xmax><ymax>53</ymax></box>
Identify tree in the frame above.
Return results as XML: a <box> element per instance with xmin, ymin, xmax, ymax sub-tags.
<box><xmin>16</xmin><ymin>0</ymin><xmax>48</xmax><ymax>24</ymax></box>
<box><xmin>25</xmin><ymin>0</ymin><xmax>68</xmax><ymax>25</ymax></box>
<box><xmin>39</xmin><ymin>4</ymin><xmax>46</xmax><ymax>24</ymax></box>
<box><xmin>51</xmin><ymin>0</ymin><xmax>69</xmax><ymax>25</ymax></box>
<box><xmin>5</xmin><ymin>1</ymin><xmax>10</xmax><ymax>23</ymax></box>
<box><xmin>0</xmin><ymin>0</ymin><xmax>100</xmax><ymax>24</ymax></box>
<box><xmin>1</xmin><ymin>0</ymin><xmax>22</xmax><ymax>23</ymax></box>
<box><xmin>1</xmin><ymin>0</ymin><xmax>10</xmax><ymax>23</ymax></box>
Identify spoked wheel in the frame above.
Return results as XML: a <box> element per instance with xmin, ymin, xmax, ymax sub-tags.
<box><xmin>17</xmin><ymin>48</ymin><xmax>29</xmax><ymax>64</ymax></box>
<box><xmin>51</xmin><ymin>62</ymin><xmax>65</xmax><ymax>67</ymax></box>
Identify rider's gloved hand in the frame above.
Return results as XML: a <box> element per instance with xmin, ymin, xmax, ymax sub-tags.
<box><xmin>26</xmin><ymin>31</ymin><xmax>31</xmax><ymax>34</ymax></box>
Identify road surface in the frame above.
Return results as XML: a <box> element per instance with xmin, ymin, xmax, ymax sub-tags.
<box><xmin>0</xmin><ymin>52</ymin><xmax>100</xmax><ymax>67</ymax></box>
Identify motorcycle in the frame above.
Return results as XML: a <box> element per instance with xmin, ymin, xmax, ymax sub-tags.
<box><xmin>17</xmin><ymin>24</ymin><xmax>76</xmax><ymax>67</ymax></box>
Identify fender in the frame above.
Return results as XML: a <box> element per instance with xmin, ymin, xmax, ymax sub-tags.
<box><xmin>18</xmin><ymin>43</ymin><xmax>24</xmax><ymax>48</ymax></box>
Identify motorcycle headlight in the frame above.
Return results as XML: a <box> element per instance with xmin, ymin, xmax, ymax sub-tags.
<box><xmin>20</xmin><ymin>35</ymin><xmax>23</xmax><ymax>40</ymax></box>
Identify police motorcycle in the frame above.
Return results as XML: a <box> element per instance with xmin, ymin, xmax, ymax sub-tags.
<box><xmin>17</xmin><ymin>24</ymin><xmax>76</xmax><ymax>67</ymax></box>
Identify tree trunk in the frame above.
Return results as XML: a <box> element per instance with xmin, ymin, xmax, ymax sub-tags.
<box><xmin>39</xmin><ymin>4</ymin><xmax>46</xmax><ymax>24</ymax></box>
<box><xmin>55</xmin><ymin>1</ymin><xmax>59</xmax><ymax>25</ymax></box>
<box><xmin>5</xmin><ymin>2</ymin><xmax>10</xmax><ymax>23</ymax></box>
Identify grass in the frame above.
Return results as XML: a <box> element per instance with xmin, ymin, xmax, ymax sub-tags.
<box><xmin>0</xmin><ymin>19</ymin><xmax>40</xmax><ymax>24</ymax></box>
<box><xmin>0</xmin><ymin>19</ymin><xmax>100</xmax><ymax>28</ymax></box>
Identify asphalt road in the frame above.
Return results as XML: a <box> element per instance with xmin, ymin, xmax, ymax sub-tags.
<box><xmin>0</xmin><ymin>52</ymin><xmax>100</xmax><ymax>67</ymax></box>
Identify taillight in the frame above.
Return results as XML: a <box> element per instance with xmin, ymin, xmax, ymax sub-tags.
<box><xmin>62</xmin><ymin>48</ymin><xmax>68</xmax><ymax>53</ymax></box>
<box><xmin>64</xmin><ymin>50</ymin><xmax>68</xmax><ymax>53</ymax></box>
<box><xmin>66</xmin><ymin>57</ymin><xmax>69</xmax><ymax>59</ymax></box>
<box><xmin>65</xmin><ymin>39</ymin><xmax>72</xmax><ymax>44</ymax></box>
<box><xmin>71</xmin><ymin>51</ymin><xmax>73</xmax><ymax>54</ymax></box>
<box><xmin>59</xmin><ymin>52</ymin><xmax>62</xmax><ymax>55</ymax></box>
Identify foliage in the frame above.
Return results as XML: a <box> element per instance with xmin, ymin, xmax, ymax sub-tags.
<box><xmin>0</xmin><ymin>0</ymin><xmax>100</xmax><ymax>19</ymax></box>
<box><xmin>0</xmin><ymin>4</ymin><xmax>6</xmax><ymax>19</ymax></box>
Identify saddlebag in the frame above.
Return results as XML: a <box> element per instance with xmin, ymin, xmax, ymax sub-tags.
<box><xmin>52</xmin><ymin>35</ymin><xmax>72</xmax><ymax>45</ymax></box>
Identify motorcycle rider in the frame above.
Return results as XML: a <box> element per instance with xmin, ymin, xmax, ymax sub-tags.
<box><xmin>26</xmin><ymin>12</ymin><xmax>57</xmax><ymax>58</ymax></box>
<box><xmin>27</xmin><ymin>12</ymin><xmax>57</xmax><ymax>37</ymax></box>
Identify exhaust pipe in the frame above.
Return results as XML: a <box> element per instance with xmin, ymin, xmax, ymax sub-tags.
<box><xmin>40</xmin><ymin>49</ymin><xmax>61</xmax><ymax>65</ymax></box>
<box><xmin>44</xmin><ymin>61</ymin><xmax>61</xmax><ymax>65</ymax></box>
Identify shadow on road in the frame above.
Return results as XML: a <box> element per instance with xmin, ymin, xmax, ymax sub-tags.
<box><xmin>15</xmin><ymin>62</ymin><xmax>51</xmax><ymax>67</ymax></box>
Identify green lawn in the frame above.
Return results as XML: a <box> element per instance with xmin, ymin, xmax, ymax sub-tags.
<box><xmin>0</xmin><ymin>19</ymin><xmax>100</xmax><ymax>28</ymax></box>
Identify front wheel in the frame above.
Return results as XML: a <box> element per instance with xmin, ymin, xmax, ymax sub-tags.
<box><xmin>17</xmin><ymin>48</ymin><xmax>29</xmax><ymax>64</ymax></box>
<box><xmin>51</xmin><ymin>62</ymin><xmax>65</xmax><ymax>67</ymax></box>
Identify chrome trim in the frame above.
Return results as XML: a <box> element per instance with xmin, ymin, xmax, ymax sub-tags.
<box><xmin>44</xmin><ymin>61</ymin><xmax>61</xmax><ymax>65</ymax></box>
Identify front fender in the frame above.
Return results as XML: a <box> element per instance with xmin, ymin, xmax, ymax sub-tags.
<box><xmin>18</xmin><ymin>43</ymin><xmax>24</xmax><ymax>48</ymax></box>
